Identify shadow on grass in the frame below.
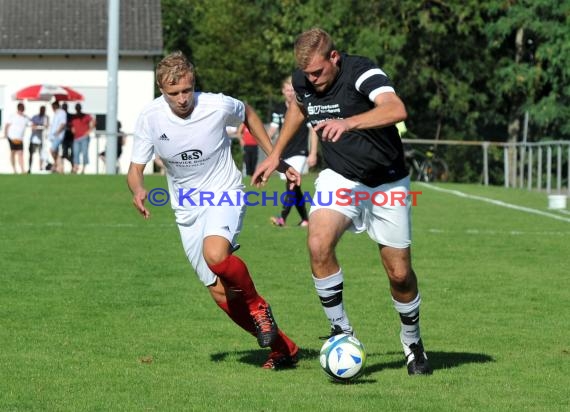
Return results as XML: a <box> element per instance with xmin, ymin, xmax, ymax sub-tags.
<box><xmin>211</xmin><ymin>348</ymin><xmax>494</xmax><ymax>380</ymax></box>
<box><xmin>211</xmin><ymin>346</ymin><xmax>320</xmax><ymax>368</ymax></box>
<box><xmin>362</xmin><ymin>350</ymin><xmax>495</xmax><ymax>377</ymax></box>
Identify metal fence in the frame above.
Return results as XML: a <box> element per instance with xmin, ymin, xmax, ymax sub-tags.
<box><xmin>50</xmin><ymin>133</ymin><xmax>569</xmax><ymax>195</ymax></box>
<box><xmin>402</xmin><ymin>138</ymin><xmax>570</xmax><ymax>194</ymax></box>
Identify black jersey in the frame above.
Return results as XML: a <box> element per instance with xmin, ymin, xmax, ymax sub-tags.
<box><xmin>292</xmin><ymin>53</ymin><xmax>407</xmax><ymax>187</ymax></box>
<box><xmin>271</xmin><ymin>102</ymin><xmax>310</xmax><ymax>159</ymax></box>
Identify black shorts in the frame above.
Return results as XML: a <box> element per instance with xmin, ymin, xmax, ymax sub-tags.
<box><xmin>8</xmin><ymin>139</ymin><xmax>24</xmax><ymax>151</ymax></box>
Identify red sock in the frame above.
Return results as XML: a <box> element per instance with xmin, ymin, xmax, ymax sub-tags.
<box><xmin>215</xmin><ymin>298</ymin><xmax>256</xmax><ymax>336</ymax></box>
<box><xmin>208</xmin><ymin>255</ymin><xmax>262</xmax><ymax>309</ymax></box>
<box><xmin>216</xmin><ymin>296</ymin><xmax>298</xmax><ymax>356</ymax></box>
<box><xmin>271</xmin><ymin>329</ymin><xmax>298</xmax><ymax>357</ymax></box>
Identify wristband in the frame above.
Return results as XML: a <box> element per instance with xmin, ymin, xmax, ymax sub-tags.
<box><xmin>277</xmin><ymin>159</ymin><xmax>291</xmax><ymax>173</ymax></box>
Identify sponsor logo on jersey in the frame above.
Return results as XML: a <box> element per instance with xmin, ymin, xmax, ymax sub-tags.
<box><xmin>307</xmin><ymin>102</ymin><xmax>341</xmax><ymax>116</ymax></box>
<box><xmin>159</xmin><ymin>133</ymin><xmax>169</xmax><ymax>141</ymax></box>
<box><xmin>175</xmin><ymin>149</ymin><xmax>203</xmax><ymax>161</ymax></box>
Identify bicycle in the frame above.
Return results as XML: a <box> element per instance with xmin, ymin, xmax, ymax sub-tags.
<box><xmin>405</xmin><ymin>146</ymin><xmax>449</xmax><ymax>182</ymax></box>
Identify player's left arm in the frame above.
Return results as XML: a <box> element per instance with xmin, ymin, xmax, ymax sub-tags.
<box><xmin>243</xmin><ymin>104</ymin><xmax>273</xmax><ymax>156</ymax></box>
<box><xmin>236</xmin><ymin>123</ymin><xmax>245</xmax><ymax>147</ymax></box>
<box><xmin>244</xmin><ymin>103</ymin><xmax>301</xmax><ymax>188</ymax></box>
<box><xmin>315</xmin><ymin>92</ymin><xmax>407</xmax><ymax>143</ymax></box>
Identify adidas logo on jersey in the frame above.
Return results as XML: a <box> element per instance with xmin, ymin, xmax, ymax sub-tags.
<box><xmin>159</xmin><ymin>133</ymin><xmax>169</xmax><ymax>141</ymax></box>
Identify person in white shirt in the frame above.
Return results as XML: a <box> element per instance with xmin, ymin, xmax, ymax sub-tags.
<box><xmin>127</xmin><ymin>51</ymin><xmax>301</xmax><ymax>370</ymax></box>
<box><xmin>4</xmin><ymin>102</ymin><xmax>30</xmax><ymax>174</ymax></box>
<box><xmin>48</xmin><ymin>101</ymin><xmax>68</xmax><ymax>173</ymax></box>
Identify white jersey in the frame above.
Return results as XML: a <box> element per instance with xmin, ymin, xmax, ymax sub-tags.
<box><xmin>131</xmin><ymin>92</ymin><xmax>245</xmax><ymax>211</ymax></box>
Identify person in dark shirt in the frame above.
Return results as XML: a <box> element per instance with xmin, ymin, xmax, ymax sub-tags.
<box><xmin>236</xmin><ymin>123</ymin><xmax>258</xmax><ymax>176</ymax></box>
<box><xmin>267</xmin><ymin>76</ymin><xmax>318</xmax><ymax>227</ymax></box>
<box><xmin>60</xmin><ymin>103</ymin><xmax>74</xmax><ymax>171</ymax></box>
<box><xmin>253</xmin><ymin>28</ymin><xmax>431</xmax><ymax>375</ymax></box>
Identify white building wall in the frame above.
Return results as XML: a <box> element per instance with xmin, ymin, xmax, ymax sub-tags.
<box><xmin>0</xmin><ymin>55</ymin><xmax>157</xmax><ymax>174</ymax></box>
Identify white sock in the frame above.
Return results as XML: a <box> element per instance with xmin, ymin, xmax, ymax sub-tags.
<box><xmin>393</xmin><ymin>294</ymin><xmax>422</xmax><ymax>351</ymax></box>
<box><xmin>313</xmin><ymin>269</ymin><xmax>352</xmax><ymax>332</ymax></box>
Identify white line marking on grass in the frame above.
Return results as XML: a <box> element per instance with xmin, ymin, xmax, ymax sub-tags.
<box><xmin>0</xmin><ymin>222</ymin><xmax>176</xmax><ymax>228</ymax></box>
<box><xmin>427</xmin><ymin>228</ymin><xmax>570</xmax><ymax>236</ymax></box>
<box><xmin>418</xmin><ymin>183</ymin><xmax>570</xmax><ymax>223</ymax></box>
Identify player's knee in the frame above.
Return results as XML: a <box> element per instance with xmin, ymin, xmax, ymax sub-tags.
<box><xmin>203</xmin><ymin>249</ymin><xmax>229</xmax><ymax>267</ymax></box>
<box><xmin>388</xmin><ymin>268</ymin><xmax>416</xmax><ymax>292</ymax></box>
<box><xmin>307</xmin><ymin>234</ymin><xmax>334</xmax><ymax>264</ymax></box>
<box><xmin>203</xmin><ymin>236</ymin><xmax>232</xmax><ymax>267</ymax></box>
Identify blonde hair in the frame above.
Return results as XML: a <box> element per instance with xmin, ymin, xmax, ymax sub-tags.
<box><xmin>156</xmin><ymin>51</ymin><xmax>195</xmax><ymax>88</ymax></box>
<box><xmin>294</xmin><ymin>28</ymin><xmax>335</xmax><ymax>69</ymax></box>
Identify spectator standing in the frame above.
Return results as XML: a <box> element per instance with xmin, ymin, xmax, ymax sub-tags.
<box><xmin>70</xmin><ymin>103</ymin><xmax>94</xmax><ymax>174</ymax></box>
<box><xmin>60</xmin><ymin>102</ymin><xmax>74</xmax><ymax>171</ymax></box>
<box><xmin>237</xmin><ymin>123</ymin><xmax>258</xmax><ymax>177</ymax></box>
<box><xmin>48</xmin><ymin>101</ymin><xmax>68</xmax><ymax>173</ymax></box>
<box><xmin>3</xmin><ymin>102</ymin><xmax>29</xmax><ymax>174</ymax></box>
<box><xmin>28</xmin><ymin>105</ymin><xmax>49</xmax><ymax>173</ymax></box>
<box><xmin>267</xmin><ymin>76</ymin><xmax>318</xmax><ymax>227</ymax></box>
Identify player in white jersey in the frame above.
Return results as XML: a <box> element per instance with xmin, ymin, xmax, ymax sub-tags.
<box><xmin>253</xmin><ymin>29</ymin><xmax>431</xmax><ymax>375</ymax></box>
<box><xmin>127</xmin><ymin>51</ymin><xmax>300</xmax><ymax>369</ymax></box>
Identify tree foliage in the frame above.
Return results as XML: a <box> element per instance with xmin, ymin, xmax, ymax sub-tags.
<box><xmin>160</xmin><ymin>0</ymin><xmax>570</xmax><ymax>142</ymax></box>
<box><xmin>486</xmin><ymin>0</ymin><xmax>570</xmax><ymax>139</ymax></box>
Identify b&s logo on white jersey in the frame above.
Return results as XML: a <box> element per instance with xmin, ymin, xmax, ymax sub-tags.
<box><xmin>170</xmin><ymin>149</ymin><xmax>207</xmax><ymax>167</ymax></box>
<box><xmin>178</xmin><ymin>149</ymin><xmax>202</xmax><ymax>161</ymax></box>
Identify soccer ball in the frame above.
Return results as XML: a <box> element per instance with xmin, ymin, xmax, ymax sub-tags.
<box><xmin>319</xmin><ymin>334</ymin><xmax>366</xmax><ymax>382</ymax></box>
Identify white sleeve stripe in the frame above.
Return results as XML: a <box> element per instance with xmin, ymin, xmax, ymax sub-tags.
<box><xmin>369</xmin><ymin>86</ymin><xmax>395</xmax><ymax>102</ymax></box>
<box><xmin>355</xmin><ymin>68</ymin><xmax>387</xmax><ymax>91</ymax></box>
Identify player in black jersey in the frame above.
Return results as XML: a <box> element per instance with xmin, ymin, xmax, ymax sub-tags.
<box><xmin>253</xmin><ymin>28</ymin><xmax>431</xmax><ymax>375</ymax></box>
<box><xmin>267</xmin><ymin>76</ymin><xmax>318</xmax><ymax>227</ymax></box>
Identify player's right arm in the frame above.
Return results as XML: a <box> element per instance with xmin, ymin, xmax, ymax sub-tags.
<box><xmin>251</xmin><ymin>101</ymin><xmax>306</xmax><ymax>187</ymax></box>
<box><xmin>127</xmin><ymin>162</ymin><xmax>150</xmax><ymax>219</ymax></box>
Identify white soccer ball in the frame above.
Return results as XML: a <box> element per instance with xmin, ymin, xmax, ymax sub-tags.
<box><xmin>319</xmin><ymin>333</ymin><xmax>366</xmax><ymax>382</ymax></box>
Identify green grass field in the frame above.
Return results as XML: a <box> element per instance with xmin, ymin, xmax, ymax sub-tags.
<box><xmin>1</xmin><ymin>174</ymin><xmax>569</xmax><ymax>411</ymax></box>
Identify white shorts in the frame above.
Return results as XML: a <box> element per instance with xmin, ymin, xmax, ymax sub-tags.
<box><xmin>310</xmin><ymin>169</ymin><xmax>412</xmax><ymax>248</ymax></box>
<box><xmin>279</xmin><ymin>155</ymin><xmax>309</xmax><ymax>180</ymax></box>
<box><xmin>175</xmin><ymin>190</ymin><xmax>246</xmax><ymax>287</ymax></box>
